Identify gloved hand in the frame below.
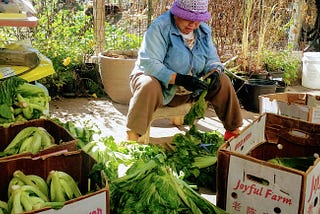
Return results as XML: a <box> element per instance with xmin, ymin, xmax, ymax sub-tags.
<box><xmin>175</xmin><ymin>73</ymin><xmax>208</xmax><ymax>92</ymax></box>
<box><xmin>208</xmin><ymin>71</ymin><xmax>221</xmax><ymax>91</ymax></box>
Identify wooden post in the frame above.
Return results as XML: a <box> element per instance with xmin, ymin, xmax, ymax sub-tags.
<box><xmin>93</xmin><ymin>0</ymin><xmax>106</xmax><ymax>59</ymax></box>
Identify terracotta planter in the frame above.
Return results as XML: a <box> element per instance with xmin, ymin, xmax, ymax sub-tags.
<box><xmin>98</xmin><ymin>50</ymin><xmax>137</xmax><ymax>104</ymax></box>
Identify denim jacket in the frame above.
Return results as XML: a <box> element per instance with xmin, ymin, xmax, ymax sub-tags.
<box><xmin>132</xmin><ymin>11</ymin><xmax>223</xmax><ymax>105</ymax></box>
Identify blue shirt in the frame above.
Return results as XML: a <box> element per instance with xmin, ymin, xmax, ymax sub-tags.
<box><xmin>132</xmin><ymin>11</ymin><xmax>223</xmax><ymax>105</ymax></box>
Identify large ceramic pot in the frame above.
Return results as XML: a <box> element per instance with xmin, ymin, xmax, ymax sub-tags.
<box><xmin>98</xmin><ymin>50</ymin><xmax>137</xmax><ymax>104</ymax></box>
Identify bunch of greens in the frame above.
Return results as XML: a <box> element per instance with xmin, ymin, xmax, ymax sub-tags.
<box><xmin>0</xmin><ymin>77</ymin><xmax>27</xmax><ymax>123</ymax></box>
<box><xmin>110</xmin><ymin>154</ymin><xmax>227</xmax><ymax>214</ymax></box>
<box><xmin>167</xmin><ymin>125</ymin><xmax>224</xmax><ymax>190</ymax></box>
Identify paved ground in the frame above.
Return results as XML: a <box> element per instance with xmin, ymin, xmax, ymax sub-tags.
<box><xmin>49</xmin><ymin>85</ymin><xmax>315</xmax><ymax>144</ymax></box>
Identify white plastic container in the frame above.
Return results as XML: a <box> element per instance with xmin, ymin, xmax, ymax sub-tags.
<box><xmin>302</xmin><ymin>52</ymin><xmax>320</xmax><ymax>89</ymax></box>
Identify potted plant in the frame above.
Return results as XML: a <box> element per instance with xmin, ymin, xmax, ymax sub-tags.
<box><xmin>98</xmin><ymin>49</ymin><xmax>138</xmax><ymax>104</ymax></box>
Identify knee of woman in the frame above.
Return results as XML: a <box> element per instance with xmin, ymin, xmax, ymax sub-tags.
<box><xmin>136</xmin><ymin>76</ymin><xmax>162</xmax><ymax>96</ymax></box>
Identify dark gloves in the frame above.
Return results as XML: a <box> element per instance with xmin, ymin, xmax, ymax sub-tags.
<box><xmin>208</xmin><ymin>70</ymin><xmax>221</xmax><ymax>91</ymax></box>
<box><xmin>175</xmin><ymin>73</ymin><xmax>208</xmax><ymax>92</ymax></box>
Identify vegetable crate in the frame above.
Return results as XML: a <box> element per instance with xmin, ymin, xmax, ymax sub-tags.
<box><xmin>0</xmin><ymin>150</ymin><xmax>110</xmax><ymax>214</ymax></box>
<box><xmin>216</xmin><ymin>113</ymin><xmax>320</xmax><ymax>214</ymax></box>
<box><xmin>0</xmin><ymin>118</ymin><xmax>77</xmax><ymax>160</ymax></box>
<box><xmin>259</xmin><ymin>91</ymin><xmax>320</xmax><ymax>124</ymax></box>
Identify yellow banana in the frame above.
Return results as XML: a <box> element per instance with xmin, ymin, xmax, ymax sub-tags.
<box><xmin>20</xmin><ymin>191</ymin><xmax>33</xmax><ymax>212</ymax></box>
<box><xmin>27</xmin><ymin>174</ymin><xmax>49</xmax><ymax>197</ymax></box>
<box><xmin>4</xmin><ymin>127</ymin><xmax>39</xmax><ymax>155</ymax></box>
<box><xmin>31</xmin><ymin>131</ymin><xmax>42</xmax><ymax>154</ymax></box>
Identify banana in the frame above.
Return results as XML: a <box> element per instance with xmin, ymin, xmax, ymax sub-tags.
<box><xmin>27</xmin><ymin>174</ymin><xmax>49</xmax><ymax>197</ymax></box>
<box><xmin>18</xmin><ymin>135</ymin><xmax>33</xmax><ymax>154</ymax></box>
<box><xmin>4</xmin><ymin>127</ymin><xmax>39</xmax><ymax>155</ymax></box>
<box><xmin>31</xmin><ymin>131</ymin><xmax>42</xmax><ymax>154</ymax></box>
<box><xmin>57</xmin><ymin>171</ymin><xmax>82</xmax><ymax>198</ymax></box>
<box><xmin>20</xmin><ymin>191</ymin><xmax>33</xmax><ymax>212</ymax></box>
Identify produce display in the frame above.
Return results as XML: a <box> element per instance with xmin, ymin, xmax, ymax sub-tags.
<box><xmin>268</xmin><ymin>156</ymin><xmax>317</xmax><ymax>171</ymax></box>
<box><xmin>1</xmin><ymin>126</ymin><xmax>56</xmax><ymax>156</ymax></box>
<box><xmin>1</xmin><ymin>170</ymin><xmax>81</xmax><ymax>214</ymax></box>
<box><xmin>111</xmin><ymin>154</ymin><xmax>227</xmax><ymax>214</ymax></box>
<box><xmin>0</xmin><ymin>76</ymin><xmax>51</xmax><ymax>127</ymax></box>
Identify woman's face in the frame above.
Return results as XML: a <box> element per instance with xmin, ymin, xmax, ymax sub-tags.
<box><xmin>174</xmin><ymin>16</ymin><xmax>201</xmax><ymax>34</ymax></box>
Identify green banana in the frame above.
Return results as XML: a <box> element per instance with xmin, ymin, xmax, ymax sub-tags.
<box><xmin>31</xmin><ymin>131</ymin><xmax>42</xmax><ymax>154</ymax></box>
<box><xmin>27</xmin><ymin>174</ymin><xmax>49</xmax><ymax>197</ymax></box>
<box><xmin>20</xmin><ymin>191</ymin><xmax>33</xmax><ymax>212</ymax></box>
<box><xmin>4</xmin><ymin>127</ymin><xmax>39</xmax><ymax>155</ymax></box>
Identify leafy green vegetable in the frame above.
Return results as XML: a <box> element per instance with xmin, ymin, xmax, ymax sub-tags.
<box><xmin>110</xmin><ymin>154</ymin><xmax>227</xmax><ymax>214</ymax></box>
<box><xmin>0</xmin><ymin>77</ymin><xmax>27</xmax><ymax>121</ymax></box>
<box><xmin>183</xmin><ymin>90</ymin><xmax>208</xmax><ymax>126</ymax></box>
<box><xmin>268</xmin><ymin>156</ymin><xmax>316</xmax><ymax>171</ymax></box>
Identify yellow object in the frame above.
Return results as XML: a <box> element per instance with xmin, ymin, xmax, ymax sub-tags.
<box><xmin>0</xmin><ymin>13</ymin><xmax>27</xmax><ymax>19</ymax></box>
<box><xmin>0</xmin><ymin>41</ymin><xmax>55</xmax><ymax>82</ymax></box>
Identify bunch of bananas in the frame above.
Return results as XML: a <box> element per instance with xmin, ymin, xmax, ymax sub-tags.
<box><xmin>5</xmin><ymin>170</ymin><xmax>82</xmax><ymax>213</ymax></box>
<box><xmin>2</xmin><ymin>126</ymin><xmax>56</xmax><ymax>156</ymax></box>
<box><xmin>47</xmin><ymin>170</ymin><xmax>82</xmax><ymax>202</ymax></box>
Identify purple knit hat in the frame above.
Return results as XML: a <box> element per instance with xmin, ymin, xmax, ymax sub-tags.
<box><xmin>170</xmin><ymin>0</ymin><xmax>211</xmax><ymax>22</ymax></box>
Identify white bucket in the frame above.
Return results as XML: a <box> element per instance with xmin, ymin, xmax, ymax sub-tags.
<box><xmin>302</xmin><ymin>52</ymin><xmax>320</xmax><ymax>89</ymax></box>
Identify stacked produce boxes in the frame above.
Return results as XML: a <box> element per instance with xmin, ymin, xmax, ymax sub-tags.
<box><xmin>0</xmin><ymin>150</ymin><xmax>110</xmax><ymax>214</ymax></box>
<box><xmin>216</xmin><ymin>113</ymin><xmax>320</xmax><ymax>213</ymax></box>
<box><xmin>0</xmin><ymin>118</ymin><xmax>77</xmax><ymax>160</ymax></box>
<box><xmin>259</xmin><ymin>91</ymin><xmax>320</xmax><ymax>124</ymax></box>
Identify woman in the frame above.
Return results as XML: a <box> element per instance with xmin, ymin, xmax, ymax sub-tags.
<box><xmin>126</xmin><ymin>0</ymin><xmax>243</xmax><ymax>141</ymax></box>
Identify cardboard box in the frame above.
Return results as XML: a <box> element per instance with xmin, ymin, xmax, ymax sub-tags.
<box><xmin>0</xmin><ymin>150</ymin><xmax>110</xmax><ymax>214</ymax></box>
<box><xmin>216</xmin><ymin>113</ymin><xmax>320</xmax><ymax>214</ymax></box>
<box><xmin>259</xmin><ymin>91</ymin><xmax>320</xmax><ymax>124</ymax></box>
<box><xmin>0</xmin><ymin>118</ymin><xmax>77</xmax><ymax>160</ymax></box>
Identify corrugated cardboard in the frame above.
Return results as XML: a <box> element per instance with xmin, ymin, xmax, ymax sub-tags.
<box><xmin>0</xmin><ymin>150</ymin><xmax>110</xmax><ymax>214</ymax></box>
<box><xmin>259</xmin><ymin>91</ymin><xmax>320</xmax><ymax>124</ymax></box>
<box><xmin>0</xmin><ymin>118</ymin><xmax>77</xmax><ymax>160</ymax></box>
<box><xmin>216</xmin><ymin>113</ymin><xmax>320</xmax><ymax>214</ymax></box>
